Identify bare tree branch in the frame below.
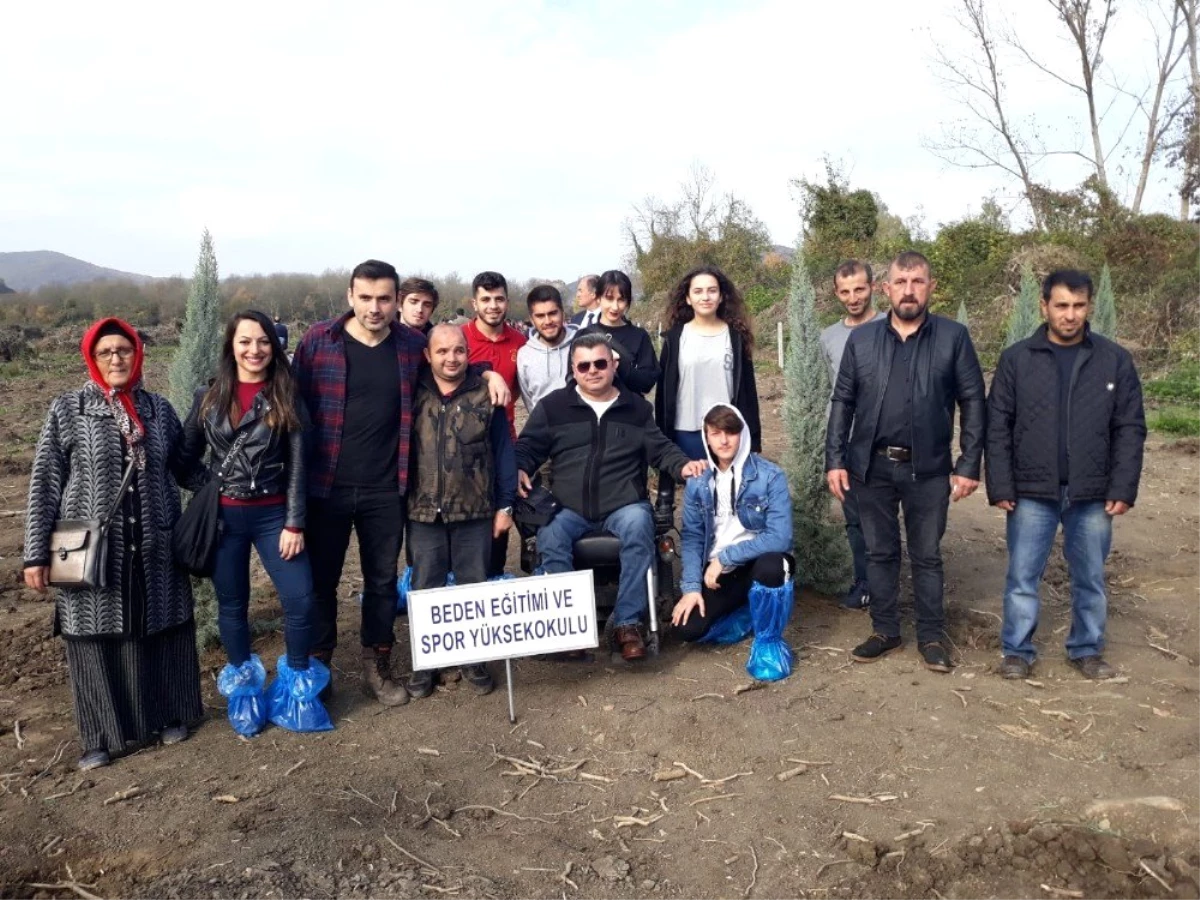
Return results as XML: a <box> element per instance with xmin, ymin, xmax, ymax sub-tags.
<box><xmin>1127</xmin><ymin>0</ymin><xmax>1193</xmax><ymax>209</ymax></box>
<box><xmin>929</xmin><ymin>0</ymin><xmax>1047</xmax><ymax>228</ymax></box>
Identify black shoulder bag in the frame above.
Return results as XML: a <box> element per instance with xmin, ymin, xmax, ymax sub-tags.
<box><xmin>172</xmin><ymin>430</ymin><xmax>252</xmax><ymax>577</ymax></box>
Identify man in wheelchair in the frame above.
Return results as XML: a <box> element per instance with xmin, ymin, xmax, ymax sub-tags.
<box><xmin>515</xmin><ymin>333</ymin><xmax>707</xmax><ymax>661</ymax></box>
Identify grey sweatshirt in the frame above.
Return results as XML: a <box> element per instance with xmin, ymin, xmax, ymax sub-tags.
<box><xmin>517</xmin><ymin>323</ymin><xmax>579</xmax><ymax>415</ymax></box>
<box><xmin>819</xmin><ymin>311</ymin><xmax>887</xmax><ymax>384</ymax></box>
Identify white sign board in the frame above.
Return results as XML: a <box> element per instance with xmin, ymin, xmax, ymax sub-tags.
<box><xmin>408</xmin><ymin>570</ymin><xmax>598</xmax><ymax>671</ymax></box>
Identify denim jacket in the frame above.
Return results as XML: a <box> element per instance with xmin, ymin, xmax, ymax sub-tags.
<box><xmin>680</xmin><ymin>452</ymin><xmax>793</xmax><ymax>594</ymax></box>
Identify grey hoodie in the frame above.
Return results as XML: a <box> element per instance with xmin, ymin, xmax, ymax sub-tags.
<box><xmin>517</xmin><ymin>323</ymin><xmax>579</xmax><ymax>415</ymax></box>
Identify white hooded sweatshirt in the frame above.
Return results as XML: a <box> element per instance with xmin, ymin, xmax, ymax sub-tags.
<box><xmin>704</xmin><ymin>404</ymin><xmax>755</xmax><ymax>564</ymax></box>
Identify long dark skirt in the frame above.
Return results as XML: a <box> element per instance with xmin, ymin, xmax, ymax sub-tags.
<box><xmin>65</xmin><ymin>620</ymin><xmax>204</xmax><ymax>755</ymax></box>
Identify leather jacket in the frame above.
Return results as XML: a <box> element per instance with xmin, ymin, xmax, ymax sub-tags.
<box><xmin>825</xmin><ymin>313</ymin><xmax>986</xmax><ymax>481</ymax></box>
<box><xmin>180</xmin><ymin>386</ymin><xmax>308</xmax><ymax>529</ymax></box>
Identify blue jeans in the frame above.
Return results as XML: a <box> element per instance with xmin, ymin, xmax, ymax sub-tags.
<box><xmin>212</xmin><ymin>503</ymin><xmax>314</xmax><ymax>670</ymax></box>
<box><xmin>1002</xmin><ymin>490</ymin><xmax>1111</xmax><ymax>662</ymax></box>
<box><xmin>537</xmin><ymin>502</ymin><xmax>655</xmax><ymax>627</ymax></box>
<box><xmin>674</xmin><ymin>430</ymin><xmax>706</xmax><ymax>461</ymax></box>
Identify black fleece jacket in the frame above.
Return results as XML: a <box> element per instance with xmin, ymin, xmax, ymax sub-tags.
<box><xmin>516</xmin><ymin>384</ymin><xmax>689</xmax><ymax>521</ymax></box>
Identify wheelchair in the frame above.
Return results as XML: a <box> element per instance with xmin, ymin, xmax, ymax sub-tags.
<box><xmin>518</xmin><ymin>508</ymin><xmax>681</xmax><ymax>659</ymax></box>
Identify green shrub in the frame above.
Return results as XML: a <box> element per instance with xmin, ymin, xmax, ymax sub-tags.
<box><xmin>1149</xmin><ymin>406</ymin><xmax>1200</xmax><ymax>436</ymax></box>
<box><xmin>1144</xmin><ymin>363</ymin><xmax>1200</xmax><ymax>404</ymax></box>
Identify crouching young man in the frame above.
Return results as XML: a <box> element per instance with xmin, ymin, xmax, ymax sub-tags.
<box><xmin>406</xmin><ymin>325</ymin><xmax>517</xmax><ymax>697</ymax></box>
<box><xmin>672</xmin><ymin>404</ymin><xmax>794</xmax><ymax>642</ymax></box>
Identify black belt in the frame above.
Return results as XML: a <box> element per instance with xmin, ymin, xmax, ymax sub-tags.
<box><xmin>875</xmin><ymin>446</ymin><xmax>912</xmax><ymax>462</ymax></box>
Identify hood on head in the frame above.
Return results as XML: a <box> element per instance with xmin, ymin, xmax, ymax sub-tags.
<box><xmin>700</xmin><ymin>403</ymin><xmax>751</xmax><ymax>475</ymax></box>
<box><xmin>81</xmin><ymin>317</ymin><xmax>145</xmax><ymax>391</ymax></box>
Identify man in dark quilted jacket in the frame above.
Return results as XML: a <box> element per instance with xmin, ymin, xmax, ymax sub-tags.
<box><xmin>986</xmin><ymin>269</ymin><xmax>1146</xmax><ymax>681</ymax></box>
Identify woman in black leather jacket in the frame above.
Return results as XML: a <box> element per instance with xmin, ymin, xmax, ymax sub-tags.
<box><xmin>180</xmin><ymin>310</ymin><xmax>331</xmax><ymax>735</ymax></box>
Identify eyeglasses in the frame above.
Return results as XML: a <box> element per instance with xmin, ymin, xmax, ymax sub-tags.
<box><xmin>95</xmin><ymin>348</ymin><xmax>135</xmax><ymax>362</ymax></box>
<box><xmin>574</xmin><ymin>358</ymin><xmax>610</xmax><ymax>373</ymax></box>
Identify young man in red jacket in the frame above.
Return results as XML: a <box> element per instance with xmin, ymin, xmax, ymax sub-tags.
<box><xmin>463</xmin><ymin>271</ymin><xmax>527</xmax><ymax>576</ymax></box>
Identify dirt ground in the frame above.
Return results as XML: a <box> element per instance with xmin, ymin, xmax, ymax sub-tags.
<box><xmin>0</xmin><ymin>354</ymin><xmax>1197</xmax><ymax>900</ymax></box>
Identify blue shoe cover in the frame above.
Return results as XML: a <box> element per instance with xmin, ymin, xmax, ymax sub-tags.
<box><xmin>217</xmin><ymin>654</ymin><xmax>268</xmax><ymax>736</ymax></box>
<box><xmin>396</xmin><ymin>566</ymin><xmax>412</xmax><ymax>614</ymax></box>
<box><xmin>697</xmin><ymin>604</ymin><xmax>753</xmax><ymax>645</ymax></box>
<box><xmin>746</xmin><ymin>581</ymin><xmax>796</xmax><ymax>682</ymax></box>
<box><xmin>399</xmin><ymin>566</ymin><xmax>468</xmax><ymax>609</ymax></box>
<box><xmin>266</xmin><ymin>656</ymin><xmax>334</xmax><ymax>733</ymax></box>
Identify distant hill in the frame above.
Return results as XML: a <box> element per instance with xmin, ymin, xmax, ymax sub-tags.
<box><xmin>0</xmin><ymin>251</ymin><xmax>153</xmax><ymax>292</ymax></box>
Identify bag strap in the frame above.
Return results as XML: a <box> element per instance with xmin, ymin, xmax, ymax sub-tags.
<box><xmin>216</xmin><ymin>429</ymin><xmax>254</xmax><ymax>487</ymax></box>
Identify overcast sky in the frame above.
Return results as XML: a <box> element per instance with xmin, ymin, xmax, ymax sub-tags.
<box><xmin>1</xmin><ymin>0</ymin><xmax>1181</xmax><ymax>281</ymax></box>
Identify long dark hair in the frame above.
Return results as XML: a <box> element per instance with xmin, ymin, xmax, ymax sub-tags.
<box><xmin>200</xmin><ymin>310</ymin><xmax>301</xmax><ymax>432</ymax></box>
<box><xmin>665</xmin><ymin>265</ymin><xmax>754</xmax><ymax>358</ymax></box>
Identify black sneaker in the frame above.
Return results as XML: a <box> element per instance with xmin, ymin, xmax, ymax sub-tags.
<box><xmin>408</xmin><ymin>668</ymin><xmax>437</xmax><ymax>699</ymax></box>
<box><xmin>462</xmin><ymin>664</ymin><xmax>495</xmax><ymax>695</ymax></box>
<box><xmin>851</xmin><ymin>633</ymin><xmax>902</xmax><ymax>662</ymax></box>
<box><xmin>999</xmin><ymin>655</ymin><xmax>1031</xmax><ymax>679</ymax></box>
<box><xmin>1071</xmin><ymin>655</ymin><xmax>1116</xmax><ymax>680</ymax></box>
<box><xmin>840</xmin><ymin>580</ymin><xmax>871</xmax><ymax>610</ymax></box>
<box><xmin>918</xmin><ymin>642</ymin><xmax>953</xmax><ymax>673</ymax></box>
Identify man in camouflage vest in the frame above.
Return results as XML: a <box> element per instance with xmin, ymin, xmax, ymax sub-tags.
<box><xmin>406</xmin><ymin>324</ymin><xmax>517</xmax><ymax>697</ymax></box>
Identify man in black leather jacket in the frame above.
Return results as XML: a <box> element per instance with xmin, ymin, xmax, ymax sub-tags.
<box><xmin>826</xmin><ymin>251</ymin><xmax>985</xmax><ymax>673</ymax></box>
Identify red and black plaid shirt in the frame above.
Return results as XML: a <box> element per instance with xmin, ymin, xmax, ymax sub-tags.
<box><xmin>293</xmin><ymin>313</ymin><xmax>426</xmax><ymax>499</ymax></box>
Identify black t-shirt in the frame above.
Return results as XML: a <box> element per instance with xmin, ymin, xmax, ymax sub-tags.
<box><xmin>1051</xmin><ymin>342</ymin><xmax>1083</xmax><ymax>485</ymax></box>
<box><xmin>877</xmin><ymin>328</ymin><xmax>915</xmax><ymax>449</ymax></box>
<box><xmin>333</xmin><ymin>332</ymin><xmax>402</xmax><ymax>490</ymax></box>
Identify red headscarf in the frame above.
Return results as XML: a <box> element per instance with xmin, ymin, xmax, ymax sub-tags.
<box><xmin>81</xmin><ymin>317</ymin><xmax>147</xmax><ymax>444</ymax></box>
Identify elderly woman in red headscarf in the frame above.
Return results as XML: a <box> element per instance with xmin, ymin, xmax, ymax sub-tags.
<box><xmin>23</xmin><ymin>319</ymin><xmax>205</xmax><ymax>771</ymax></box>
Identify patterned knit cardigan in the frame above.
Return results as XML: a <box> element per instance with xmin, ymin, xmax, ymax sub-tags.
<box><xmin>24</xmin><ymin>384</ymin><xmax>199</xmax><ymax>639</ymax></box>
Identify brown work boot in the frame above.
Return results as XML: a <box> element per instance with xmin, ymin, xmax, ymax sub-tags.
<box><xmin>361</xmin><ymin>646</ymin><xmax>409</xmax><ymax>706</ymax></box>
<box><xmin>615</xmin><ymin>625</ymin><xmax>646</xmax><ymax>662</ymax></box>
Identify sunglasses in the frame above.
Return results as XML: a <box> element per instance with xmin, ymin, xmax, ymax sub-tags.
<box><xmin>574</xmin><ymin>358</ymin><xmax>610</xmax><ymax>373</ymax></box>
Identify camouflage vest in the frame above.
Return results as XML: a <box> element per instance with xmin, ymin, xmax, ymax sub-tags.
<box><xmin>408</xmin><ymin>372</ymin><xmax>495</xmax><ymax>524</ymax></box>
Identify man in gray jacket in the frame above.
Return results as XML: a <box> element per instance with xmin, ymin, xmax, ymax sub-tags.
<box><xmin>517</xmin><ymin>285</ymin><xmax>578</xmax><ymax>415</ymax></box>
<box><xmin>820</xmin><ymin>260</ymin><xmax>886</xmax><ymax>611</ymax></box>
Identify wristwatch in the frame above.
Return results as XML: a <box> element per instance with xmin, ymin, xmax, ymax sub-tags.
<box><xmin>498</xmin><ymin>507</ymin><xmax>514</xmax><ymax>517</ymax></box>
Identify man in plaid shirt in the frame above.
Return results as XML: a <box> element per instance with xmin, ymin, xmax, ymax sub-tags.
<box><xmin>293</xmin><ymin>260</ymin><xmax>508</xmax><ymax>707</ymax></box>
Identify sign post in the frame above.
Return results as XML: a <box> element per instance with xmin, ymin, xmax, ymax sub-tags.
<box><xmin>408</xmin><ymin>570</ymin><xmax>598</xmax><ymax>722</ymax></box>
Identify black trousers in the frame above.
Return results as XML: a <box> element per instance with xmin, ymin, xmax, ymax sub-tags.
<box><xmin>408</xmin><ymin>518</ymin><xmax>492</xmax><ymax>590</ymax></box>
<box><xmin>487</xmin><ymin>530</ymin><xmax>509</xmax><ymax>578</ymax></box>
<box><xmin>307</xmin><ymin>487</ymin><xmax>405</xmax><ymax>652</ymax></box>
<box><xmin>854</xmin><ymin>458</ymin><xmax>950</xmax><ymax>645</ymax></box>
<box><xmin>674</xmin><ymin>552</ymin><xmax>794</xmax><ymax>643</ymax></box>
